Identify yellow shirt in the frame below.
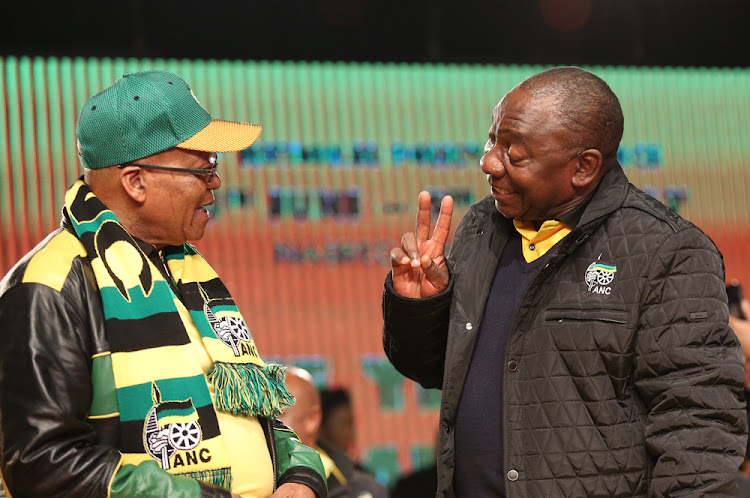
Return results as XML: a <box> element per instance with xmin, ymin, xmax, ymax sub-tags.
<box><xmin>182</xmin><ymin>301</ymin><xmax>274</xmax><ymax>498</ymax></box>
<box><xmin>513</xmin><ymin>219</ymin><xmax>572</xmax><ymax>263</ymax></box>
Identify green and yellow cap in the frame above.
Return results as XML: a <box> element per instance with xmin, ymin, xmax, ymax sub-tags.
<box><xmin>76</xmin><ymin>70</ymin><xmax>262</xmax><ymax>169</ymax></box>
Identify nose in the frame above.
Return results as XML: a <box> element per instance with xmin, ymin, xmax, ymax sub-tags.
<box><xmin>208</xmin><ymin>171</ymin><xmax>221</xmax><ymax>189</ymax></box>
<box><xmin>480</xmin><ymin>147</ymin><xmax>505</xmax><ymax>179</ymax></box>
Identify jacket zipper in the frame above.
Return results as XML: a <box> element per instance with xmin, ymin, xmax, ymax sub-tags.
<box><xmin>264</xmin><ymin>417</ymin><xmax>278</xmax><ymax>491</ymax></box>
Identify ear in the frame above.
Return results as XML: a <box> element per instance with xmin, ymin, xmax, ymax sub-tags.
<box><xmin>308</xmin><ymin>407</ymin><xmax>322</xmax><ymax>434</ymax></box>
<box><xmin>571</xmin><ymin>148</ymin><xmax>603</xmax><ymax>191</ymax></box>
<box><xmin>119</xmin><ymin>166</ymin><xmax>147</xmax><ymax>203</ymax></box>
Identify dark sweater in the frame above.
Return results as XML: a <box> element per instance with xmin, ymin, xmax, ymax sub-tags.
<box><xmin>453</xmin><ymin>231</ymin><xmax>554</xmax><ymax>497</ymax></box>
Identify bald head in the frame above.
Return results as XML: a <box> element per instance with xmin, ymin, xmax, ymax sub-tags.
<box><xmin>279</xmin><ymin>367</ymin><xmax>321</xmax><ymax>447</ymax></box>
<box><xmin>518</xmin><ymin>66</ymin><xmax>624</xmax><ymax>163</ymax></box>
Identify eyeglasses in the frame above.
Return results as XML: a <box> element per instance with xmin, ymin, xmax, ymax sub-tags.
<box><xmin>121</xmin><ymin>153</ymin><xmax>219</xmax><ymax>183</ymax></box>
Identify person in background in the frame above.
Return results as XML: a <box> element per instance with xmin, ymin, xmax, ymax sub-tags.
<box><xmin>281</xmin><ymin>369</ymin><xmax>381</xmax><ymax>498</ymax></box>
<box><xmin>728</xmin><ymin>294</ymin><xmax>750</xmax><ymax>360</ymax></box>
<box><xmin>319</xmin><ymin>388</ymin><xmax>355</xmax><ymax>457</ymax></box>
<box><xmin>0</xmin><ymin>70</ymin><xmax>326</xmax><ymax>498</ymax></box>
<box><xmin>389</xmin><ymin>463</ymin><xmax>437</xmax><ymax>498</ymax></box>
<box><xmin>383</xmin><ymin>66</ymin><xmax>747</xmax><ymax>496</ymax></box>
<box><xmin>389</xmin><ymin>432</ymin><xmax>438</xmax><ymax>498</ymax></box>
<box><xmin>314</xmin><ymin>387</ymin><xmax>388</xmax><ymax>498</ymax></box>
<box><xmin>280</xmin><ymin>368</ymin><xmax>325</xmax><ymax>452</ymax></box>
<box><xmin>726</xmin><ymin>290</ymin><xmax>750</xmax><ymax>492</ymax></box>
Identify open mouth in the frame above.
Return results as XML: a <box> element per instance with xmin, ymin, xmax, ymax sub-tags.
<box><xmin>492</xmin><ymin>186</ymin><xmax>514</xmax><ymax>196</ymax></box>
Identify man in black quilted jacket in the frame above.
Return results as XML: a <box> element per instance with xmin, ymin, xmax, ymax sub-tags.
<box><xmin>382</xmin><ymin>66</ymin><xmax>748</xmax><ymax>497</ymax></box>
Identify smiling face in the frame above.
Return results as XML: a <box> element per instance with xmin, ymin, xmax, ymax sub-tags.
<box><xmin>134</xmin><ymin>148</ymin><xmax>221</xmax><ymax>247</ymax></box>
<box><xmin>480</xmin><ymin>87</ymin><xmax>585</xmax><ymax>226</ymax></box>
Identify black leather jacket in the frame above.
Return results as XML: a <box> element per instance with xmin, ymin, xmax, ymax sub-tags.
<box><xmin>383</xmin><ymin>164</ymin><xmax>748</xmax><ymax>497</ymax></box>
<box><xmin>0</xmin><ymin>216</ymin><xmax>327</xmax><ymax>498</ymax></box>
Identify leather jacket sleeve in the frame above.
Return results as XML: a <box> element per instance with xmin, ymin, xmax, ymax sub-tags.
<box><xmin>0</xmin><ymin>279</ymin><xmax>122</xmax><ymax>497</ymax></box>
<box><xmin>110</xmin><ymin>461</ymin><xmax>231</xmax><ymax>498</ymax></box>
<box><xmin>0</xmin><ymin>263</ymin><xmax>227</xmax><ymax>498</ymax></box>
<box><xmin>272</xmin><ymin>419</ymin><xmax>328</xmax><ymax>497</ymax></box>
<box><xmin>634</xmin><ymin>225</ymin><xmax>748</xmax><ymax>496</ymax></box>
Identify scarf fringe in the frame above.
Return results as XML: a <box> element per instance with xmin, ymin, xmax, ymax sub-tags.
<box><xmin>178</xmin><ymin>467</ymin><xmax>232</xmax><ymax>489</ymax></box>
<box><xmin>208</xmin><ymin>361</ymin><xmax>295</xmax><ymax>417</ymax></box>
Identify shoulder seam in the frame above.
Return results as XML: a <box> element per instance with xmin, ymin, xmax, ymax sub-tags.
<box><xmin>621</xmin><ymin>187</ymin><xmax>681</xmax><ymax>233</ymax></box>
<box><xmin>19</xmin><ymin>230</ymin><xmax>87</xmax><ymax>292</ymax></box>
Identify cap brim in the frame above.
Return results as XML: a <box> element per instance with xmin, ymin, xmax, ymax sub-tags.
<box><xmin>176</xmin><ymin>119</ymin><xmax>262</xmax><ymax>152</ymax></box>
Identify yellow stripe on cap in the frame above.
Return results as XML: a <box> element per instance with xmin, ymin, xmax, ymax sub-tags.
<box><xmin>176</xmin><ymin>120</ymin><xmax>262</xmax><ymax>152</ymax></box>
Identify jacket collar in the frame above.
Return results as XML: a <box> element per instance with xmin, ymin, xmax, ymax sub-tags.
<box><xmin>60</xmin><ymin>208</ymin><xmax>73</xmax><ymax>233</ymax></box>
<box><xmin>576</xmin><ymin>162</ymin><xmax>629</xmax><ymax>228</ymax></box>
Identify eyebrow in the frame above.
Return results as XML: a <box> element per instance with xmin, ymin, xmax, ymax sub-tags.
<box><xmin>495</xmin><ymin>129</ymin><xmax>528</xmax><ymax>145</ymax></box>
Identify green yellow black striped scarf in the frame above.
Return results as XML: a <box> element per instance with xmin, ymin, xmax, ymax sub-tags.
<box><xmin>64</xmin><ymin>179</ymin><xmax>293</xmax><ymax>488</ymax></box>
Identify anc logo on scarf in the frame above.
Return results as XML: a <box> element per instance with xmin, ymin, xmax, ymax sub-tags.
<box><xmin>585</xmin><ymin>261</ymin><xmax>617</xmax><ymax>295</ymax></box>
<box><xmin>198</xmin><ymin>284</ymin><xmax>258</xmax><ymax>358</ymax></box>
<box><xmin>205</xmin><ymin>303</ymin><xmax>256</xmax><ymax>357</ymax></box>
<box><xmin>144</xmin><ymin>383</ymin><xmax>203</xmax><ymax>471</ymax></box>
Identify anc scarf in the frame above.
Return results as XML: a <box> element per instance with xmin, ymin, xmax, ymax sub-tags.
<box><xmin>64</xmin><ymin>179</ymin><xmax>293</xmax><ymax>488</ymax></box>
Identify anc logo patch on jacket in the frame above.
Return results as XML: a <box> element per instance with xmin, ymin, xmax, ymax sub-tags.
<box><xmin>585</xmin><ymin>261</ymin><xmax>617</xmax><ymax>295</ymax></box>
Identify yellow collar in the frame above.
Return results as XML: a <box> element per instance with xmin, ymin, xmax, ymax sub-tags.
<box><xmin>512</xmin><ymin>219</ymin><xmax>572</xmax><ymax>263</ymax></box>
<box><xmin>315</xmin><ymin>445</ymin><xmax>347</xmax><ymax>484</ymax></box>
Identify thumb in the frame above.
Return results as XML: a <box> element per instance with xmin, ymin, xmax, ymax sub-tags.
<box><xmin>421</xmin><ymin>254</ymin><xmax>449</xmax><ymax>290</ymax></box>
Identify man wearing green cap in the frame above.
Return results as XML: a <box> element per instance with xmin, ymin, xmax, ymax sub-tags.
<box><xmin>0</xmin><ymin>71</ymin><xmax>326</xmax><ymax>498</ymax></box>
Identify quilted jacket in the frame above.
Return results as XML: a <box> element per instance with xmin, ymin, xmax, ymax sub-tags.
<box><xmin>0</xmin><ymin>215</ymin><xmax>327</xmax><ymax>498</ymax></box>
<box><xmin>383</xmin><ymin>164</ymin><xmax>747</xmax><ymax>497</ymax></box>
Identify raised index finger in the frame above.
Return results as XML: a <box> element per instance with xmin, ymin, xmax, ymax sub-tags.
<box><xmin>431</xmin><ymin>195</ymin><xmax>454</xmax><ymax>246</ymax></box>
<box><xmin>415</xmin><ymin>191</ymin><xmax>432</xmax><ymax>242</ymax></box>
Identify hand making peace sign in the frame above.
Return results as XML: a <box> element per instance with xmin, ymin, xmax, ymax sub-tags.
<box><xmin>390</xmin><ymin>191</ymin><xmax>454</xmax><ymax>298</ymax></box>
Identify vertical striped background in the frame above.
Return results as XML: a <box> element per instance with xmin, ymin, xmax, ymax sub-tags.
<box><xmin>1</xmin><ymin>56</ymin><xmax>749</xmax><ymax>478</ymax></box>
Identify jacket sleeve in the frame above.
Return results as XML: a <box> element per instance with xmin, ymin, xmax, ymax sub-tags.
<box><xmin>272</xmin><ymin>419</ymin><xmax>328</xmax><ymax>498</ymax></box>
<box><xmin>633</xmin><ymin>225</ymin><xmax>748</xmax><ymax>496</ymax></box>
<box><xmin>110</xmin><ymin>461</ymin><xmax>231</xmax><ymax>498</ymax></box>
<box><xmin>381</xmin><ymin>269</ymin><xmax>453</xmax><ymax>389</ymax></box>
<box><xmin>0</xmin><ymin>281</ymin><xmax>123</xmax><ymax>497</ymax></box>
<box><xmin>0</xmin><ymin>281</ymin><xmax>226</xmax><ymax>498</ymax></box>
<box><xmin>381</xmin><ymin>205</ymin><xmax>477</xmax><ymax>390</ymax></box>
